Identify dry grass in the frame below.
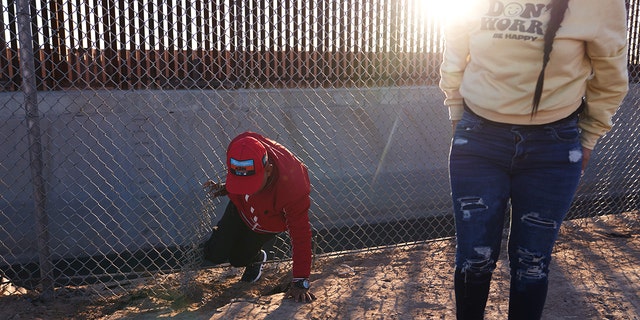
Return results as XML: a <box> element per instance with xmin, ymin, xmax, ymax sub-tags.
<box><xmin>0</xmin><ymin>212</ymin><xmax>638</xmax><ymax>320</ymax></box>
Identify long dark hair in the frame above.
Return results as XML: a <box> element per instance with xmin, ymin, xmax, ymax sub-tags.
<box><xmin>531</xmin><ymin>0</ymin><xmax>569</xmax><ymax>117</ymax></box>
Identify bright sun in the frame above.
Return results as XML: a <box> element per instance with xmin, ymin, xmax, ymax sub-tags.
<box><xmin>419</xmin><ymin>0</ymin><xmax>478</xmax><ymax>22</ymax></box>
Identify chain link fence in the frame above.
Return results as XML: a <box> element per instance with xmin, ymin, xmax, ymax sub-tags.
<box><xmin>1</xmin><ymin>0</ymin><xmax>639</xmax><ymax>300</ymax></box>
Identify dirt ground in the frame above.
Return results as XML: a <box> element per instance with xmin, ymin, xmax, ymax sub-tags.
<box><xmin>1</xmin><ymin>212</ymin><xmax>638</xmax><ymax>320</ymax></box>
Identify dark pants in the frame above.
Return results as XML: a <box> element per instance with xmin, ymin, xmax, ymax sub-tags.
<box><xmin>450</xmin><ymin>107</ymin><xmax>583</xmax><ymax>320</ymax></box>
<box><xmin>203</xmin><ymin>201</ymin><xmax>277</xmax><ymax>267</ymax></box>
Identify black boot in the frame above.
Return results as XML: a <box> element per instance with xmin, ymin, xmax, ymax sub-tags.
<box><xmin>508</xmin><ymin>277</ymin><xmax>548</xmax><ymax>320</ymax></box>
<box><xmin>454</xmin><ymin>269</ymin><xmax>492</xmax><ymax>320</ymax></box>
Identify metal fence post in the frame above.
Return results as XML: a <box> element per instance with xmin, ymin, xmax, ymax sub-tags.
<box><xmin>16</xmin><ymin>0</ymin><xmax>54</xmax><ymax>300</ymax></box>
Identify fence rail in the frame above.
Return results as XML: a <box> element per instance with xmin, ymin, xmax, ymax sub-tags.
<box><xmin>0</xmin><ymin>48</ymin><xmax>443</xmax><ymax>91</ymax></box>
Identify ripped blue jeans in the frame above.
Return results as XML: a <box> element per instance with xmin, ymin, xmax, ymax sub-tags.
<box><xmin>450</xmin><ymin>107</ymin><xmax>583</xmax><ymax>320</ymax></box>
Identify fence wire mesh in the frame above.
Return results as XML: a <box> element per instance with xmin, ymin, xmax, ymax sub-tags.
<box><xmin>0</xmin><ymin>0</ymin><xmax>639</xmax><ymax>301</ymax></box>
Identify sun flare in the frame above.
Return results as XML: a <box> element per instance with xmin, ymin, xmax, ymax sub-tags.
<box><xmin>419</xmin><ymin>0</ymin><xmax>479</xmax><ymax>22</ymax></box>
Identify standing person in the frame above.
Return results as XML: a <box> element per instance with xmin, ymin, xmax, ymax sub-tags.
<box><xmin>202</xmin><ymin>131</ymin><xmax>316</xmax><ymax>303</ymax></box>
<box><xmin>439</xmin><ymin>0</ymin><xmax>629</xmax><ymax>319</ymax></box>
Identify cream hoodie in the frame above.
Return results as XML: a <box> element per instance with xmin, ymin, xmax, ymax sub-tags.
<box><xmin>439</xmin><ymin>0</ymin><xmax>629</xmax><ymax>149</ymax></box>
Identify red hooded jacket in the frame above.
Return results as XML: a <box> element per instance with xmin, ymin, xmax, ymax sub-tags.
<box><xmin>227</xmin><ymin>132</ymin><xmax>313</xmax><ymax>278</ymax></box>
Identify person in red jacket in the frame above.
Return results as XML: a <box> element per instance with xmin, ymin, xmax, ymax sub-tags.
<box><xmin>202</xmin><ymin>131</ymin><xmax>315</xmax><ymax>303</ymax></box>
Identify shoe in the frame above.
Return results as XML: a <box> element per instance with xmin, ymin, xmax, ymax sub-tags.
<box><xmin>240</xmin><ymin>250</ymin><xmax>267</xmax><ymax>283</ymax></box>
